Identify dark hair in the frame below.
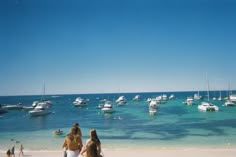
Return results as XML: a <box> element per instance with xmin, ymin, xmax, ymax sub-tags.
<box><xmin>90</xmin><ymin>129</ymin><xmax>101</xmax><ymax>145</ymax></box>
<box><xmin>86</xmin><ymin>141</ymin><xmax>99</xmax><ymax>157</ymax></box>
<box><xmin>73</xmin><ymin>122</ymin><xmax>79</xmax><ymax>127</ymax></box>
<box><xmin>6</xmin><ymin>149</ymin><xmax>11</xmax><ymax>155</ymax></box>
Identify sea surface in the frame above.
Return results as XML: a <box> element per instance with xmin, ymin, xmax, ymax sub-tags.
<box><xmin>1</xmin><ymin>91</ymin><xmax>236</xmax><ymax>151</ymax></box>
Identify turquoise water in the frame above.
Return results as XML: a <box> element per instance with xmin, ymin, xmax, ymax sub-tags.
<box><xmin>1</xmin><ymin>91</ymin><xmax>236</xmax><ymax>151</ymax></box>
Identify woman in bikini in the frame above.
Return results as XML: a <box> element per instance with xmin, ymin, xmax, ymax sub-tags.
<box><xmin>62</xmin><ymin>126</ymin><xmax>83</xmax><ymax>157</ymax></box>
<box><xmin>80</xmin><ymin>129</ymin><xmax>102</xmax><ymax>157</ymax></box>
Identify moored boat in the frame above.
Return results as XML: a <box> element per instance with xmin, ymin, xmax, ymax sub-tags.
<box><xmin>53</xmin><ymin>129</ymin><xmax>63</xmax><ymax>135</ymax></box>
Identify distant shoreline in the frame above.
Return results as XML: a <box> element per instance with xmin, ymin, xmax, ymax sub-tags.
<box><xmin>0</xmin><ymin>90</ymin><xmax>235</xmax><ymax>97</ymax></box>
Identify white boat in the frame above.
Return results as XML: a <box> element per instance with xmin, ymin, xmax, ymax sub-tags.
<box><xmin>53</xmin><ymin>129</ymin><xmax>63</xmax><ymax>135</ymax></box>
<box><xmin>32</xmin><ymin>101</ymin><xmax>39</xmax><ymax>107</ymax></box>
<box><xmin>198</xmin><ymin>102</ymin><xmax>219</xmax><ymax>111</ymax></box>
<box><xmin>183</xmin><ymin>97</ymin><xmax>194</xmax><ymax>105</ymax></box>
<box><xmin>169</xmin><ymin>94</ymin><xmax>175</xmax><ymax>100</ymax></box>
<box><xmin>96</xmin><ymin>99</ymin><xmax>107</xmax><ymax>109</ymax></box>
<box><xmin>187</xmin><ymin>97</ymin><xmax>194</xmax><ymax>105</ymax></box>
<box><xmin>223</xmin><ymin>100</ymin><xmax>236</xmax><ymax>107</ymax></box>
<box><xmin>146</xmin><ymin>98</ymin><xmax>152</xmax><ymax>103</ymax></box>
<box><xmin>149</xmin><ymin>99</ymin><xmax>159</xmax><ymax>109</ymax></box>
<box><xmin>162</xmin><ymin>94</ymin><xmax>168</xmax><ymax>101</ymax></box>
<box><xmin>73</xmin><ymin>97</ymin><xmax>88</xmax><ymax>107</ymax></box>
<box><xmin>29</xmin><ymin>102</ymin><xmax>51</xmax><ymax>116</ymax></box>
<box><xmin>101</xmin><ymin>101</ymin><xmax>114</xmax><ymax>113</ymax></box>
<box><xmin>22</xmin><ymin>106</ymin><xmax>35</xmax><ymax>111</ymax></box>
<box><xmin>2</xmin><ymin>103</ymin><xmax>23</xmax><ymax>110</ymax></box>
<box><xmin>198</xmin><ymin>75</ymin><xmax>219</xmax><ymax>112</ymax></box>
<box><xmin>194</xmin><ymin>91</ymin><xmax>202</xmax><ymax>100</ymax></box>
<box><xmin>218</xmin><ymin>91</ymin><xmax>222</xmax><ymax>101</ymax></box>
<box><xmin>229</xmin><ymin>94</ymin><xmax>236</xmax><ymax>103</ymax></box>
<box><xmin>116</xmin><ymin>96</ymin><xmax>127</xmax><ymax>106</ymax></box>
<box><xmin>133</xmin><ymin>95</ymin><xmax>141</xmax><ymax>101</ymax></box>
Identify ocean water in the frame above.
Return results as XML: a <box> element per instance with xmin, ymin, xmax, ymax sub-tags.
<box><xmin>1</xmin><ymin>91</ymin><xmax>236</xmax><ymax>151</ymax></box>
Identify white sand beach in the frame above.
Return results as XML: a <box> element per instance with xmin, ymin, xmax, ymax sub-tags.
<box><xmin>1</xmin><ymin>147</ymin><xmax>236</xmax><ymax>157</ymax></box>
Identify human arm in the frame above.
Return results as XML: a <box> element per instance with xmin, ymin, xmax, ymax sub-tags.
<box><xmin>97</xmin><ymin>143</ymin><xmax>101</xmax><ymax>155</ymax></box>
<box><xmin>77</xmin><ymin>135</ymin><xmax>83</xmax><ymax>151</ymax></box>
<box><xmin>62</xmin><ymin>138</ymin><xmax>67</xmax><ymax>149</ymax></box>
<box><xmin>80</xmin><ymin>145</ymin><xmax>87</xmax><ymax>156</ymax></box>
<box><xmin>80</xmin><ymin>139</ymin><xmax>89</xmax><ymax>155</ymax></box>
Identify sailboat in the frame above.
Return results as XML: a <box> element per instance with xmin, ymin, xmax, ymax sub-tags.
<box><xmin>218</xmin><ymin>91</ymin><xmax>222</xmax><ymax>101</ymax></box>
<box><xmin>223</xmin><ymin>82</ymin><xmax>236</xmax><ymax>106</ymax></box>
<box><xmin>29</xmin><ymin>82</ymin><xmax>52</xmax><ymax>116</ymax></box>
<box><xmin>194</xmin><ymin>91</ymin><xmax>202</xmax><ymax>100</ymax></box>
<box><xmin>198</xmin><ymin>76</ymin><xmax>219</xmax><ymax>112</ymax></box>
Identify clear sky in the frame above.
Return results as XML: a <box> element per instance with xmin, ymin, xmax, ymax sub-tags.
<box><xmin>1</xmin><ymin>0</ymin><xmax>236</xmax><ymax>96</ymax></box>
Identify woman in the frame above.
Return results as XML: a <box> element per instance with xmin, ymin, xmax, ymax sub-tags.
<box><xmin>62</xmin><ymin>126</ymin><xmax>83</xmax><ymax>157</ymax></box>
<box><xmin>80</xmin><ymin>129</ymin><xmax>102</xmax><ymax>157</ymax></box>
<box><xmin>86</xmin><ymin>141</ymin><xmax>99</xmax><ymax>157</ymax></box>
<box><xmin>73</xmin><ymin>122</ymin><xmax>82</xmax><ymax>137</ymax></box>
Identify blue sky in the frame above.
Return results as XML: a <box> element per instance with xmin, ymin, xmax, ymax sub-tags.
<box><xmin>1</xmin><ymin>0</ymin><xmax>236</xmax><ymax>95</ymax></box>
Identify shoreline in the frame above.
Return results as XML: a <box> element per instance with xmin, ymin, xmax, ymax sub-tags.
<box><xmin>1</xmin><ymin>147</ymin><xmax>236</xmax><ymax>157</ymax></box>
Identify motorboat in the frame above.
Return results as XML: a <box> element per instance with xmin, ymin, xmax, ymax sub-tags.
<box><xmin>53</xmin><ymin>129</ymin><xmax>63</xmax><ymax>135</ymax></box>
<box><xmin>96</xmin><ymin>99</ymin><xmax>107</xmax><ymax>109</ymax></box>
<box><xmin>32</xmin><ymin>101</ymin><xmax>39</xmax><ymax>107</ymax></box>
<box><xmin>149</xmin><ymin>99</ymin><xmax>159</xmax><ymax>109</ymax></box>
<box><xmin>223</xmin><ymin>100</ymin><xmax>236</xmax><ymax>107</ymax></box>
<box><xmin>133</xmin><ymin>95</ymin><xmax>141</xmax><ymax>101</ymax></box>
<box><xmin>169</xmin><ymin>94</ymin><xmax>175</xmax><ymax>100</ymax></box>
<box><xmin>198</xmin><ymin>102</ymin><xmax>219</xmax><ymax>111</ymax></box>
<box><xmin>162</xmin><ymin>94</ymin><xmax>168</xmax><ymax>101</ymax></box>
<box><xmin>156</xmin><ymin>95</ymin><xmax>166</xmax><ymax>104</ymax></box>
<box><xmin>194</xmin><ymin>91</ymin><xmax>202</xmax><ymax>100</ymax></box>
<box><xmin>183</xmin><ymin>97</ymin><xmax>194</xmax><ymax>105</ymax></box>
<box><xmin>146</xmin><ymin>98</ymin><xmax>152</xmax><ymax>103</ymax></box>
<box><xmin>2</xmin><ymin>103</ymin><xmax>23</xmax><ymax>110</ymax></box>
<box><xmin>229</xmin><ymin>94</ymin><xmax>236</xmax><ymax>103</ymax></box>
<box><xmin>73</xmin><ymin>97</ymin><xmax>88</xmax><ymax>107</ymax></box>
<box><xmin>101</xmin><ymin>101</ymin><xmax>114</xmax><ymax>113</ymax></box>
<box><xmin>116</xmin><ymin>96</ymin><xmax>127</xmax><ymax>106</ymax></box>
<box><xmin>29</xmin><ymin>102</ymin><xmax>51</xmax><ymax>116</ymax></box>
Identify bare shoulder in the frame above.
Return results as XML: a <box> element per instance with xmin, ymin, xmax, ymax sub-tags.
<box><xmin>85</xmin><ymin>138</ymin><xmax>91</xmax><ymax>144</ymax></box>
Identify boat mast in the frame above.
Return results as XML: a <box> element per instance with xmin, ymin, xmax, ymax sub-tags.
<box><xmin>207</xmin><ymin>79</ymin><xmax>210</xmax><ymax>102</ymax></box>
<box><xmin>206</xmin><ymin>73</ymin><xmax>210</xmax><ymax>102</ymax></box>
<box><xmin>41</xmin><ymin>81</ymin><xmax>45</xmax><ymax>101</ymax></box>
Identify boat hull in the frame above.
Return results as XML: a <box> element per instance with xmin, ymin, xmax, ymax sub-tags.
<box><xmin>29</xmin><ymin>110</ymin><xmax>50</xmax><ymax>116</ymax></box>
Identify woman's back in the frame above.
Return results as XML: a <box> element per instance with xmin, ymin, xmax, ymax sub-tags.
<box><xmin>86</xmin><ymin>141</ymin><xmax>99</xmax><ymax>157</ymax></box>
<box><xmin>65</xmin><ymin>134</ymin><xmax>81</xmax><ymax>150</ymax></box>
